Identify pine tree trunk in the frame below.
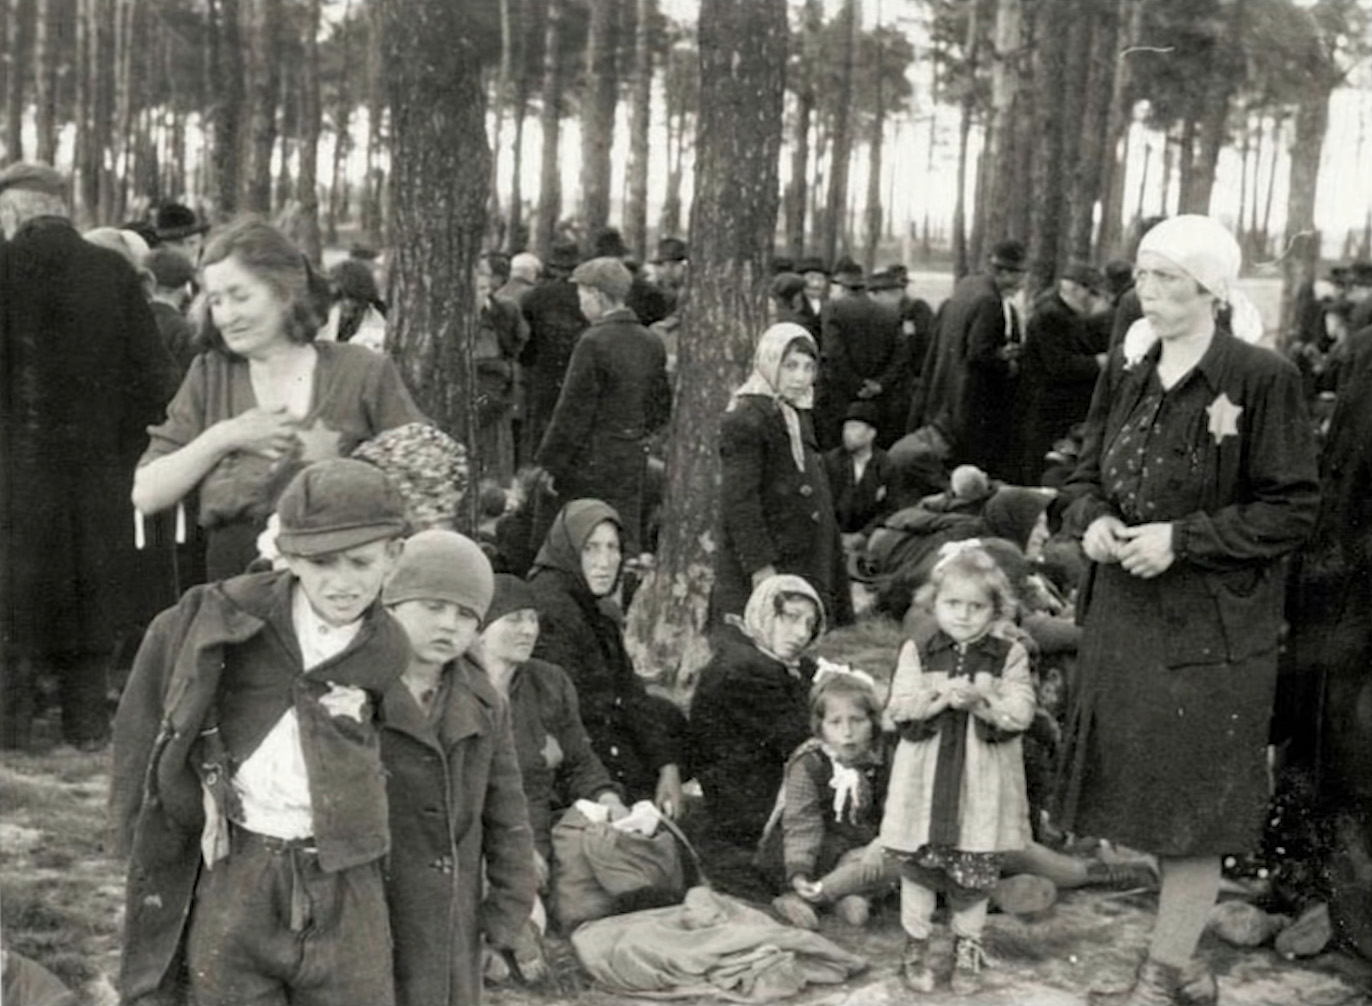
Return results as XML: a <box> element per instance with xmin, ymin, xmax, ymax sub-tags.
<box><xmin>1098</xmin><ymin>0</ymin><xmax>1142</xmax><ymax>258</ymax></box>
<box><xmin>377</xmin><ymin>0</ymin><xmax>490</xmax><ymax>530</ymax></box>
<box><xmin>624</xmin><ymin>0</ymin><xmax>653</xmax><ymax>259</ymax></box>
<box><xmin>74</xmin><ymin>0</ymin><xmax>93</xmax><ymax>220</ymax></box>
<box><xmin>93</xmin><ymin>0</ymin><xmax>117</xmax><ymax>222</ymax></box>
<box><xmin>821</xmin><ymin>0</ymin><xmax>857</xmax><ymax>268</ymax></box>
<box><xmin>1280</xmin><ymin>88</ymin><xmax>1333</xmax><ymax>345</ymax></box>
<box><xmin>1182</xmin><ymin>0</ymin><xmax>1245</xmax><ymax>216</ymax></box>
<box><xmin>361</xmin><ymin>0</ymin><xmax>384</xmax><ymax>246</ymax></box>
<box><xmin>489</xmin><ymin>0</ymin><xmax>513</xmax><ymax>233</ymax></box>
<box><xmin>33</xmin><ymin>0</ymin><xmax>59</xmax><ymax>163</ymax></box>
<box><xmin>625</xmin><ymin>0</ymin><xmax>787</xmax><ymax>692</ymax></box>
<box><xmin>784</xmin><ymin>0</ymin><xmax>821</xmax><ymax>259</ymax></box>
<box><xmin>297</xmin><ymin>0</ymin><xmax>322</xmax><ymax>263</ymax></box>
<box><xmin>861</xmin><ymin>13</ymin><xmax>886</xmax><ymax>274</ymax></box>
<box><xmin>325</xmin><ymin>0</ymin><xmax>352</xmax><ymax>245</ymax></box>
<box><xmin>207</xmin><ymin>0</ymin><xmax>244</xmax><ymax>217</ymax></box>
<box><xmin>534</xmin><ymin>0</ymin><xmax>567</xmax><ymax>259</ymax></box>
<box><xmin>1066</xmin><ymin>0</ymin><xmax>1119</xmax><ymax>261</ymax></box>
<box><xmin>244</xmin><ymin>0</ymin><xmax>282</xmax><ymax>215</ymax></box>
<box><xmin>1026</xmin><ymin>0</ymin><xmax>1067</xmax><ymax>292</ymax></box>
<box><xmin>111</xmin><ymin>0</ymin><xmax>137</xmax><ymax>221</ymax></box>
<box><xmin>980</xmin><ymin>0</ymin><xmax>1024</xmax><ymax>253</ymax></box>
<box><xmin>4</xmin><ymin>0</ymin><xmax>31</xmax><ymax>162</ymax></box>
<box><xmin>952</xmin><ymin>0</ymin><xmax>979</xmax><ymax>280</ymax></box>
<box><xmin>578</xmin><ymin>0</ymin><xmax>618</xmax><ymax>249</ymax></box>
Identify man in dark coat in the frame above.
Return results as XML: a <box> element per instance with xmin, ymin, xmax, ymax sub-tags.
<box><xmin>535</xmin><ymin>257</ymin><xmax>672</xmax><ymax>558</ymax></box>
<box><xmin>817</xmin><ymin>266</ymin><xmax>905</xmax><ymax>449</ymax></box>
<box><xmin>1015</xmin><ymin>262</ymin><xmax>1108</xmax><ymax>483</ymax></box>
<box><xmin>870</xmin><ymin>268</ymin><xmax>933</xmax><ymax>445</ymax></box>
<box><xmin>794</xmin><ymin>256</ymin><xmax>829</xmax><ymax>342</ymax></box>
<box><xmin>913</xmin><ymin>239</ymin><xmax>1027</xmax><ymax>480</ymax></box>
<box><xmin>1</xmin><ymin>162</ymin><xmax>173</xmax><ymax>749</ymax></box>
<box><xmin>520</xmin><ymin>240</ymin><xmax>588</xmax><ymax>462</ymax></box>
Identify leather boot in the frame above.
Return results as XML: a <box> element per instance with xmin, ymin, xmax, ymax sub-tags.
<box><xmin>1088</xmin><ymin>957</ymin><xmax>1182</xmax><ymax>1006</ymax></box>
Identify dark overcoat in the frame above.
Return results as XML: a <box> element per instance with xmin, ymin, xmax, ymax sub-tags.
<box><xmin>2</xmin><ymin>216</ymin><xmax>176</xmax><ymax>658</ymax></box>
<box><xmin>1016</xmin><ymin>291</ymin><xmax>1106</xmax><ymax>482</ymax></box>
<box><xmin>380</xmin><ymin>657</ymin><xmax>537</xmax><ymax>1006</ymax></box>
<box><xmin>519</xmin><ymin>278</ymin><xmax>588</xmax><ymax>453</ymax></box>
<box><xmin>688</xmin><ymin>626</ymin><xmax>817</xmax><ymax>847</ymax></box>
<box><xmin>712</xmin><ymin>396</ymin><xmax>852</xmax><ymax>627</ymax></box>
<box><xmin>528</xmin><ymin>566</ymin><xmax>686</xmax><ymax>801</ymax></box>
<box><xmin>535</xmin><ymin>307</ymin><xmax>671</xmax><ymax>555</ymax></box>
<box><xmin>817</xmin><ymin>294</ymin><xmax>905</xmax><ymax>446</ymax></box>
<box><xmin>1056</xmin><ymin>330</ymin><xmax>1319</xmax><ymax>855</ymax></box>
<box><xmin>823</xmin><ymin>445</ymin><xmax>895</xmax><ymax>535</ymax></box>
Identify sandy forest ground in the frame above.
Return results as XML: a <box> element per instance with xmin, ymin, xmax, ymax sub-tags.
<box><xmin>3</xmin><ymin>619</ymin><xmax>1371</xmax><ymax>1005</ymax></box>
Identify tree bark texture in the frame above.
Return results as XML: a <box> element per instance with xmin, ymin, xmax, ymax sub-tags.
<box><xmin>578</xmin><ymin>0</ymin><xmax>619</xmax><ymax>248</ymax></box>
<box><xmin>821</xmin><ymin>0</ymin><xmax>857</xmax><ymax>268</ymax></box>
<box><xmin>1280</xmin><ymin>89</ymin><xmax>1332</xmax><ymax>342</ymax></box>
<box><xmin>1099</xmin><ymin>0</ymin><xmax>1143</xmax><ymax>258</ymax></box>
<box><xmin>624</xmin><ymin>0</ymin><xmax>787</xmax><ymax>693</ymax></box>
<box><xmin>1027</xmin><ymin>0</ymin><xmax>1068</xmax><ymax>292</ymax></box>
<box><xmin>4</xmin><ymin>0</ymin><xmax>32</xmax><ymax>162</ymax></box>
<box><xmin>296</xmin><ymin>0</ymin><xmax>322</xmax><ymax>263</ymax></box>
<box><xmin>952</xmin><ymin>0</ymin><xmax>979</xmax><ymax>280</ymax></box>
<box><xmin>32</xmin><ymin>0</ymin><xmax>58</xmax><ymax>164</ymax></box>
<box><xmin>208</xmin><ymin>0</ymin><xmax>244</xmax><ymax>217</ymax></box>
<box><xmin>1066</xmin><ymin>0</ymin><xmax>1120</xmax><ymax>261</ymax></box>
<box><xmin>624</xmin><ymin>0</ymin><xmax>653</xmax><ymax>259</ymax></box>
<box><xmin>244</xmin><ymin>0</ymin><xmax>282</xmax><ymax>215</ymax></box>
<box><xmin>784</xmin><ymin>0</ymin><xmax>822</xmax><ymax>260</ymax></box>
<box><xmin>534</xmin><ymin>0</ymin><xmax>566</xmax><ymax>259</ymax></box>
<box><xmin>980</xmin><ymin>0</ymin><xmax>1024</xmax><ymax>253</ymax></box>
<box><xmin>377</xmin><ymin>0</ymin><xmax>490</xmax><ymax>530</ymax></box>
<box><xmin>861</xmin><ymin>13</ymin><xmax>886</xmax><ymax>274</ymax></box>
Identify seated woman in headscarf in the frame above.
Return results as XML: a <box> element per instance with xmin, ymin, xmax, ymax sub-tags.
<box><xmin>712</xmin><ymin>322</ymin><xmax>852</xmax><ymax>628</ymax></box>
<box><xmin>527</xmin><ymin>499</ymin><xmax>687</xmax><ymax>818</ymax></box>
<box><xmin>477</xmin><ymin>573</ymin><xmax>628</xmax><ymax>864</ymax></box>
<box><xmin>689</xmin><ymin>575</ymin><xmax>827</xmax><ymax>855</ymax></box>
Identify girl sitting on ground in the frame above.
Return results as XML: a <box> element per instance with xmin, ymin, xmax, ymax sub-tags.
<box><xmin>881</xmin><ymin>545</ymin><xmax>1035</xmax><ymax>996</ymax></box>
<box><xmin>763</xmin><ymin>672</ymin><xmax>895</xmax><ymax>931</ymax></box>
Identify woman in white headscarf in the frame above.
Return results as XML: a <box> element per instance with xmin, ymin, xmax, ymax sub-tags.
<box><xmin>711</xmin><ymin>323</ymin><xmax>852</xmax><ymax>628</ymax></box>
<box><xmin>1055</xmin><ymin>216</ymin><xmax>1320</xmax><ymax>1004</ymax></box>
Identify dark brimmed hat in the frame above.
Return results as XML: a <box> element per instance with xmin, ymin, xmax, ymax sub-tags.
<box><xmin>843</xmin><ymin>401</ymin><xmax>881</xmax><ymax>428</ymax></box>
<box><xmin>868</xmin><ymin>268</ymin><xmax>904</xmax><ymax>292</ymax></box>
<box><xmin>0</xmin><ymin>162</ymin><xmax>66</xmax><ymax>197</ymax></box>
<box><xmin>275</xmin><ymin>459</ymin><xmax>408</xmax><ymax>557</ymax></box>
<box><xmin>833</xmin><ymin>256</ymin><xmax>865</xmax><ymax>290</ymax></box>
<box><xmin>651</xmin><ymin>237</ymin><xmax>688</xmax><ymax>264</ymax></box>
<box><xmin>796</xmin><ymin>256</ymin><xmax>829</xmax><ymax>277</ymax></box>
<box><xmin>547</xmin><ymin>239</ymin><xmax>580</xmax><ymax>272</ymax></box>
<box><xmin>154</xmin><ymin>203</ymin><xmax>209</xmax><ymax>241</ymax></box>
<box><xmin>989</xmin><ymin>239</ymin><xmax>1028</xmax><ymax>271</ymax></box>
<box><xmin>1060</xmin><ymin>261</ymin><xmax>1105</xmax><ymax>293</ymax></box>
<box><xmin>145</xmin><ymin>248</ymin><xmax>196</xmax><ymax>289</ymax></box>
<box><xmin>592</xmin><ymin>227</ymin><xmax>630</xmax><ymax>259</ymax></box>
<box><xmin>771</xmin><ymin>271</ymin><xmax>806</xmax><ymax>301</ymax></box>
<box><xmin>571</xmin><ymin>256</ymin><xmax>633</xmax><ymax>302</ymax></box>
<box><xmin>121</xmin><ymin>220</ymin><xmax>162</xmax><ymax>248</ymax></box>
<box><xmin>770</xmin><ymin>255</ymin><xmax>795</xmax><ymax>275</ymax></box>
<box><xmin>484</xmin><ymin>573</ymin><xmax>538</xmax><ymax>627</ymax></box>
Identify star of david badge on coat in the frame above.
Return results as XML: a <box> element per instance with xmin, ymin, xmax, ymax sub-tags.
<box><xmin>1206</xmin><ymin>393</ymin><xmax>1243</xmax><ymax>445</ymax></box>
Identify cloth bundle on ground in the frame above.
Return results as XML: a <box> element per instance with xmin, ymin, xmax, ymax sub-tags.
<box><xmin>570</xmin><ymin>885</ymin><xmax>867</xmax><ymax>1000</ymax></box>
<box><xmin>551</xmin><ymin>800</ymin><xmax>689</xmax><ymax>932</ymax></box>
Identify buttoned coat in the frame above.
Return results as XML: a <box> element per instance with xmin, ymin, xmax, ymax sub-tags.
<box><xmin>1056</xmin><ymin>330</ymin><xmax>1319</xmax><ymax>855</ymax></box>
<box><xmin>109</xmin><ymin>571</ymin><xmax>408</xmax><ymax>1003</ymax></box>
<box><xmin>712</xmin><ymin>396</ymin><xmax>852</xmax><ymax>627</ymax></box>
<box><xmin>380</xmin><ymin>657</ymin><xmax>537</xmax><ymax>1006</ymax></box>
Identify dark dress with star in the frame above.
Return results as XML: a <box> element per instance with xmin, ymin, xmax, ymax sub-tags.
<box><xmin>1055</xmin><ymin>326</ymin><xmax>1319</xmax><ymax>856</ymax></box>
<box><xmin>141</xmin><ymin>340</ymin><xmax>425</xmax><ymax>580</ymax></box>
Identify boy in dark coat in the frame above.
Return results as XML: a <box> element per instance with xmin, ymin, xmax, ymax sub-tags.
<box><xmin>535</xmin><ymin>257</ymin><xmax>672</xmax><ymax>558</ymax></box>
<box><xmin>823</xmin><ymin>401</ymin><xmax>896</xmax><ymax>541</ymax></box>
<box><xmin>110</xmin><ymin>460</ymin><xmax>411</xmax><ymax>1006</ymax></box>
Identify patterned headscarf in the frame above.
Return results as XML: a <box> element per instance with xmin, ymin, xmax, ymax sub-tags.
<box><xmin>728</xmin><ymin>323</ymin><xmax>818</xmax><ymax>472</ymax></box>
<box><xmin>350</xmin><ymin>422</ymin><xmax>468</xmax><ymax>530</ymax></box>
<box><xmin>731</xmin><ymin>573</ymin><xmax>826</xmax><ymax>668</ymax></box>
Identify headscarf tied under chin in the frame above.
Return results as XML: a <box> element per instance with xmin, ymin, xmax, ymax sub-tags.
<box><xmin>729</xmin><ymin>573</ymin><xmax>826</xmax><ymax>669</ymax></box>
<box><xmin>532</xmin><ymin>498</ymin><xmax>622</xmax><ymax>593</ymax></box>
<box><xmin>1126</xmin><ymin>214</ymin><xmax>1264</xmax><ymax>364</ymax></box>
<box><xmin>729</xmin><ymin>322</ymin><xmax>818</xmax><ymax>473</ymax></box>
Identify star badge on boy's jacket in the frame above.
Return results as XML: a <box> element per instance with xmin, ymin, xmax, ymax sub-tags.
<box><xmin>320</xmin><ymin>682</ymin><xmax>369</xmax><ymax>722</ymax></box>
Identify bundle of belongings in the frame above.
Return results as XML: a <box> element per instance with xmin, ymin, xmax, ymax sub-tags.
<box><xmin>571</xmin><ymin>885</ymin><xmax>868</xmax><ymax>1001</ymax></box>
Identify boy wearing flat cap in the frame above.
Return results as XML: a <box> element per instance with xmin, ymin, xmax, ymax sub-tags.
<box><xmin>111</xmin><ymin>458</ymin><xmax>410</xmax><ymax>1006</ymax></box>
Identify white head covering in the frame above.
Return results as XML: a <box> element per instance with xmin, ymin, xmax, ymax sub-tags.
<box><xmin>728</xmin><ymin>322</ymin><xmax>818</xmax><ymax>471</ymax></box>
<box><xmin>1128</xmin><ymin>214</ymin><xmax>1264</xmax><ymax>358</ymax></box>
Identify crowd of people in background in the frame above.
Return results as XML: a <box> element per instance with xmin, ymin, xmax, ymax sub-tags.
<box><xmin>3</xmin><ymin>153</ymin><xmax>1372</xmax><ymax>1006</ymax></box>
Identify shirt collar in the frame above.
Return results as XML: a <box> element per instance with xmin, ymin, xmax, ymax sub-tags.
<box><xmin>291</xmin><ymin>584</ymin><xmax>363</xmax><ymax>670</ymax></box>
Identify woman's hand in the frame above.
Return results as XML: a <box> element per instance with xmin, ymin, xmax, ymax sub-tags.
<box><xmin>792</xmin><ymin>875</ymin><xmax>824</xmax><ymax>901</ymax></box>
<box><xmin>751</xmin><ymin>564</ymin><xmax>779</xmax><ymax>589</ymax></box>
<box><xmin>1117</xmin><ymin>522</ymin><xmax>1175</xmax><ymax>579</ymax></box>
<box><xmin>654</xmin><ymin>764</ymin><xmax>683</xmax><ymax>820</ymax></box>
<box><xmin>218</xmin><ymin>406</ymin><xmax>299</xmax><ymax>460</ymax></box>
<box><xmin>1082</xmin><ymin>515</ymin><xmax>1128</xmax><ymax>564</ymax></box>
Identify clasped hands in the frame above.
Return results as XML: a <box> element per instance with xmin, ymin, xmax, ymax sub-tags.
<box><xmin>1083</xmin><ymin>515</ymin><xmax>1175</xmax><ymax>579</ymax></box>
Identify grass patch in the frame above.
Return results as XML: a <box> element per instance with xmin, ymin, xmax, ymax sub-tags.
<box><xmin>813</xmin><ymin>615</ymin><xmax>904</xmax><ymax>687</ymax></box>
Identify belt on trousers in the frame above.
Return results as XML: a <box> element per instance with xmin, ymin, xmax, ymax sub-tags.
<box><xmin>230</xmin><ymin>824</ymin><xmax>318</xmax><ymax>931</ymax></box>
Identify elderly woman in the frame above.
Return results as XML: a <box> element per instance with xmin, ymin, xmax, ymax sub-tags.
<box><xmin>1056</xmin><ymin>215</ymin><xmax>1319</xmax><ymax>1004</ymax></box>
<box><xmin>132</xmin><ymin>219</ymin><xmax>424</xmax><ymax>580</ymax></box>
<box><xmin>477</xmin><ymin>573</ymin><xmax>628</xmax><ymax>861</ymax></box>
<box><xmin>528</xmin><ymin>499</ymin><xmax>688</xmax><ymax>817</ymax></box>
<box><xmin>712</xmin><ymin>322</ymin><xmax>852</xmax><ymax>628</ymax></box>
<box><xmin>689</xmin><ymin>574</ymin><xmax>826</xmax><ymax>851</ymax></box>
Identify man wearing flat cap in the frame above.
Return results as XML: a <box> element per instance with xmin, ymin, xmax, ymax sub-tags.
<box><xmin>535</xmin><ymin>256</ymin><xmax>671</xmax><ymax>559</ymax></box>
<box><xmin>1015</xmin><ymin>261</ymin><xmax>1110</xmax><ymax>483</ymax></box>
<box><xmin>912</xmin><ymin>238</ymin><xmax>1028</xmax><ymax>479</ymax></box>
<box><xmin>2</xmin><ymin>162</ymin><xmax>172</xmax><ymax>749</ymax></box>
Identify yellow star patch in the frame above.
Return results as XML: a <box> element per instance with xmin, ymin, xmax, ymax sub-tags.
<box><xmin>296</xmin><ymin>419</ymin><xmax>343</xmax><ymax>462</ymax></box>
<box><xmin>1206</xmin><ymin>392</ymin><xmax>1243</xmax><ymax>445</ymax></box>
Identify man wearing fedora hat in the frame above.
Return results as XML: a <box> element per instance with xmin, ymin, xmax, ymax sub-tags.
<box><xmin>1015</xmin><ymin>261</ymin><xmax>1110</xmax><ymax>483</ymax></box>
<box><xmin>817</xmin><ymin>260</ymin><xmax>906</xmax><ymax>450</ymax></box>
<box><xmin>152</xmin><ymin>202</ymin><xmax>210</xmax><ymax>263</ymax></box>
<box><xmin>912</xmin><ymin>238</ymin><xmax>1028</xmax><ymax>479</ymax></box>
<box><xmin>519</xmin><ymin>239</ymin><xmax>589</xmax><ymax>462</ymax></box>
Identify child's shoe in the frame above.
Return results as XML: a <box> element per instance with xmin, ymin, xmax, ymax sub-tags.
<box><xmin>949</xmin><ymin>936</ymin><xmax>987</xmax><ymax>996</ymax></box>
<box><xmin>834</xmin><ymin>894</ymin><xmax>871</xmax><ymax>927</ymax></box>
<box><xmin>771</xmin><ymin>893</ymin><xmax>819</xmax><ymax>930</ymax></box>
<box><xmin>898</xmin><ymin>936</ymin><xmax>936</xmax><ymax>993</ymax></box>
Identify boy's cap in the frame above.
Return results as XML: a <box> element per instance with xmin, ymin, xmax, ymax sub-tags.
<box><xmin>275</xmin><ymin>459</ymin><xmax>408</xmax><ymax>557</ymax></box>
<box><xmin>843</xmin><ymin>401</ymin><xmax>881</xmax><ymax>428</ymax></box>
<box><xmin>383</xmin><ymin>529</ymin><xmax>494</xmax><ymax>620</ymax></box>
<box><xmin>571</xmin><ymin>257</ymin><xmax>633</xmax><ymax>302</ymax></box>
<box><xmin>145</xmin><ymin>247</ymin><xmax>196</xmax><ymax>289</ymax></box>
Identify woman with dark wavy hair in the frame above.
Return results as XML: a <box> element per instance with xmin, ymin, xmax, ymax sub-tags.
<box><xmin>132</xmin><ymin>218</ymin><xmax>424</xmax><ymax>580</ymax></box>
